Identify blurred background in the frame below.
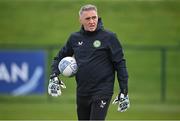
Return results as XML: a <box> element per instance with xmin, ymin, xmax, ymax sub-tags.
<box><xmin>0</xmin><ymin>0</ymin><xmax>180</xmax><ymax>120</ymax></box>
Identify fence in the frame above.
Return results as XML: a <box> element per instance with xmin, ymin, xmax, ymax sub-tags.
<box><xmin>124</xmin><ymin>45</ymin><xmax>180</xmax><ymax>102</ymax></box>
<box><xmin>0</xmin><ymin>43</ymin><xmax>180</xmax><ymax>102</ymax></box>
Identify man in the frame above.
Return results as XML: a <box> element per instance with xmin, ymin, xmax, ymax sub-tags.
<box><xmin>48</xmin><ymin>4</ymin><xmax>130</xmax><ymax>120</ymax></box>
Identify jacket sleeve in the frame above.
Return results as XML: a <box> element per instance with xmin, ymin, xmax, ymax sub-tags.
<box><xmin>51</xmin><ymin>35</ymin><xmax>74</xmax><ymax>75</ymax></box>
<box><xmin>109</xmin><ymin>33</ymin><xmax>128</xmax><ymax>95</ymax></box>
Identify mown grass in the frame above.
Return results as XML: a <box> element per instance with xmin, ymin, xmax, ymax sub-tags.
<box><xmin>0</xmin><ymin>95</ymin><xmax>180</xmax><ymax>120</ymax></box>
<box><xmin>0</xmin><ymin>0</ymin><xmax>180</xmax><ymax>46</ymax></box>
<box><xmin>0</xmin><ymin>0</ymin><xmax>180</xmax><ymax>120</ymax></box>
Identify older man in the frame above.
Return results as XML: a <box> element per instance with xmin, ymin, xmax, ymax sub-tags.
<box><xmin>48</xmin><ymin>4</ymin><xmax>130</xmax><ymax>120</ymax></box>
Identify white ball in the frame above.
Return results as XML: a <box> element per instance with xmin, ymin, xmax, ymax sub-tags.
<box><xmin>58</xmin><ymin>57</ymin><xmax>78</xmax><ymax>77</ymax></box>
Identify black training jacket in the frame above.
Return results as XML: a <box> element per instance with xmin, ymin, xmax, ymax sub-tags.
<box><xmin>51</xmin><ymin>18</ymin><xmax>128</xmax><ymax>96</ymax></box>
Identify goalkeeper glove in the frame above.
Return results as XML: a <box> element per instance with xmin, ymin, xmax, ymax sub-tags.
<box><xmin>112</xmin><ymin>93</ymin><xmax>130</xmax><ymax>112</ymax></box>
<box><xmin>48</xmin><ymin>73</ymin><xmax>66</xmax><ymax>97</ymax></box>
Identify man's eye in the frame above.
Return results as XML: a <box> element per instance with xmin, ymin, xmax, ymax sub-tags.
<box><xmin>92</xmin><ymin>16</ymin><xmax>97</xmax><ymax>19</ymax></box>
<box><xmin>85</xmin><ymin>17</ymin><xmax>91</xmax><ymax>20</ymax></box>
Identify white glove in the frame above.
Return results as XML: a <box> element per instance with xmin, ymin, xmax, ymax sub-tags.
<box><xmin>112</xmin><ymin>93</ymin><xmax>130</xmax><ymax>112</ymax></box>
<box><xmin>48</xmin><ymin>76</ymin><xmax>66</xmax><ymax>97</ymax></box>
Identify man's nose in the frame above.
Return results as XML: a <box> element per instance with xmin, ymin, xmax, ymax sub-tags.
<box><xmin>89</xmin><ymin>18</ymin><xmax>94</xmax><ymax>23</ymax></box>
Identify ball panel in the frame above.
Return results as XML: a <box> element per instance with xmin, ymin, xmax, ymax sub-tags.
<box><xmin>58</xmin><ymin>57</ymin><xmax>78</xmax><ymax>77</ymax></box>
<box><xmin>70</xmin><ymin>63</ymin><xmax>78</xmax><ymax>72</ymax></box>
<box><xmin>59</xmin><ymin>59</ymin><xmax>71</xmax><ymax>73</ymax></box>
<box><xmin>62</xmin><ymin>66</ymin><xmax>73</xmax><ymax>77</ymax></box>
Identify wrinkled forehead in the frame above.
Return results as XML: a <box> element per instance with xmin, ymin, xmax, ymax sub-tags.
<box><xmin>80</xmin><ymin>10</ymin><xmax>98</xmax><ymax>18</ymax></box>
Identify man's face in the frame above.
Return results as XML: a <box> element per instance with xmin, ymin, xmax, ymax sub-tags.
<box><xmin>79</xmin><ymin>10</ymin><xmax>98</xmax><ymax>32</ymax></box>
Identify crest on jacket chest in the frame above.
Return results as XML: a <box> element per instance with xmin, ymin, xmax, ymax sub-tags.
<box><xmin>93</xmin><ymin>40</ymin><xmax>101</xmax><ymax>48</ymax></box>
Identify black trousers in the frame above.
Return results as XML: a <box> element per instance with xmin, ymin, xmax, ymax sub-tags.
<box><xmin>76</xmin><ymin>94</ymin><xmax>112</xmax><ymax>120</ymax></box>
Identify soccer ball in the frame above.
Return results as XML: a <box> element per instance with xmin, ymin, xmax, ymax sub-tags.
<box><xmin>58</xmin><ymin>57</ymin><xmax>78</xmax><ymax>77</ymax></box>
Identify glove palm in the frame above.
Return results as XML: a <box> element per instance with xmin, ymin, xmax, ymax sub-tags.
<box><xmin>112</xmin><ymin>93</ymin><xmax>130</xmax><ymax>112</ymax></box>
<box><xmin>48</xmin><ymin>76</ymin><xmax>66</xmax><ymax>97</ymax></box>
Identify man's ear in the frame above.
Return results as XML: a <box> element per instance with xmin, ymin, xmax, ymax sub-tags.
<box><xmin>79</xmin><ymin>17</ymin><xmax>82</xmax><ymax>25</ymax></box>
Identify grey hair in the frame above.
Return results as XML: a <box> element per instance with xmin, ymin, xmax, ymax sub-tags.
<box><xmin>79</xmin><ymin>4</ymin><xmax>97</xmax><ymax>16</ymax></box>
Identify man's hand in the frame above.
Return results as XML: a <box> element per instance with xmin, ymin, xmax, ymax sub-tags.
<box><xmin>48</xmin><ymin>74</ymin><xmax>66</xmax><ymax>97</ymax></box>
<box><xmin>112</xmin><ymin>93</ymin><xmax>130</xmax><ymax>112</ymax></box>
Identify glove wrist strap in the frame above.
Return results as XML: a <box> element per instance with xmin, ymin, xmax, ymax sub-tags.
<box><xmin>50</xmin><ymin>77</ymin><xmax>60</xmax><ymax>84</ymax></box>
<box><xmin>50</xmin><ymin>73</ymin><xmax>58</xmax><ymax>79</ymax></box>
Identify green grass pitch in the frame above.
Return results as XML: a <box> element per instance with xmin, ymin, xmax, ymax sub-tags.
<box><xmin>0</xmin><ymin>0</ymin><xmax>180</xmax><ymax>120</ymax></box>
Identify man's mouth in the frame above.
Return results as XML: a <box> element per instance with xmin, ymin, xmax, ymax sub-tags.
<box><xmin>90</xmin><ymin>25</ymin><xmax>95</xmax><ymax>28</ymax></box>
